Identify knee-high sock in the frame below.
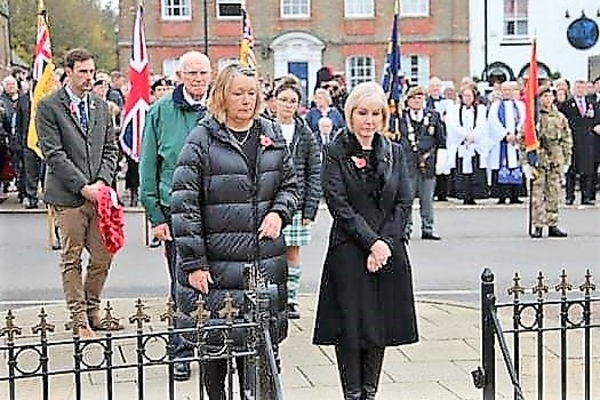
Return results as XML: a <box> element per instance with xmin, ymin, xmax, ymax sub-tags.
<box><xmin>287</xmin><ymin>264</ymin><xmax>302</xmax><ymax>304</ymax></box>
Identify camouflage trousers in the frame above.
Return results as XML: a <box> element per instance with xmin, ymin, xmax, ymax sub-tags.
<box><xmin>531</xmin><ymin>166</ymin><xmax>562</xmax><ymax>227</ymax></box>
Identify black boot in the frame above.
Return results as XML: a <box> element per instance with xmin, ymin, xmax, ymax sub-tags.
<box><xmin>129</xmin><ymin>188</ymin><xmax>139</xmax><ymax>207</ymax></box>
<box><xmin>530</xmin><ymin>227</ymin><xmax>543</xmax><ymax>239</ymax></box>
<box><xmin>548</xmin><ymin>226</ymin><xmax>568</xmax><ymax>238</ymax></box>
<box><xmin>336</xmin><ymin>346</ymin><xmax>362</xmax><ymax>400</ymax></box>
<box><xmin>361</xmin><ymin>347</ymin><xmax>385</xmax><ymax>400</ymax></box>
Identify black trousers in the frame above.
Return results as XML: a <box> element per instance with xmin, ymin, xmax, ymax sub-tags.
<box><xmin>23</xmin><ymin>149</ymin><xmax>44</xmax><ymax>200</ymax></box>
<box><xmin>204</xmin><ymin>357</ymin><xmax>245</xmax><ymax>400</ymax></box>
<box><xmin>434</xmin><ymin>174</ymin><xmax>449</xmax><ymax>200</ymax></box>
<box><xmin>565</xmin><ymin>169</ymin><xmax>594</xmax><ymax>202</ymax></box>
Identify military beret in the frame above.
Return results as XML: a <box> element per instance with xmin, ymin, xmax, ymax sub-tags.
<box><xmin>151</xmin><ymin>78</ymin><xmax>171</xmax><ymax>91</ymax></box>
<box><xmin>538</xmin><ymin>85</ymin><xmax>553</xmax><ymax>96</ymax></box>
<box><xmin>406</xmin><ymin>86</ymin><xmax>426</xmax><ymax>98</ymax></box>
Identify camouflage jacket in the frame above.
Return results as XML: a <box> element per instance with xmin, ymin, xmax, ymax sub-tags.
<box><xmin>520</xmin><ymin>106</ymin><xmax>573</xmax><ymax>169</ymax></box>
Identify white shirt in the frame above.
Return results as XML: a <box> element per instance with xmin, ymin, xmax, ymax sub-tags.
<box><xmin>280</xmin><ymin>123</ymin><xmax>295</xmax><ymax>145</ymax></box>
<box><xmin>183</xmin><ymin>87</ymin><xmax>206</xmax><ymax>106</ymax></box>
<box><xmin>410</xmin><ymin>109</ymin><xmax>424</xmax><ymax>122</ymax></box>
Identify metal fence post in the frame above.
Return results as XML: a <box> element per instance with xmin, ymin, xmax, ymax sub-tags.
<box><xmin>481</xmin><ymin>267</ymin><xmax>496</xmax><ymax>400</ymax></box>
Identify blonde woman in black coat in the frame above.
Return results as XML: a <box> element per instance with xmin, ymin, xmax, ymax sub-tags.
<box><xmin>313</xmin><ymin>81</ymin><xmax>419</xmax><ymax>400</ymax></box>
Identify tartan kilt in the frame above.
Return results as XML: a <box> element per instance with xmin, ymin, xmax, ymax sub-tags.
<box><xmin>283</xmin><ymin>212</ymin><xmax>312</xmax><ymax>246</ymax></box>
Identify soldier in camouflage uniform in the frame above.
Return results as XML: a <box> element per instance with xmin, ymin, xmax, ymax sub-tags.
<box><xmin>521</xmin><ymin>86</ymin><xmax>573</xmax><ymax>238</ymax></box>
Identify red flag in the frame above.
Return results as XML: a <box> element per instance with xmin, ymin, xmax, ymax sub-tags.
<box><xmin>119</xmin><ymin>5</ymin><xmax>150</xmax><ymax>163</ymax></box>
<box><xmin>523</xmin><ymin>40</ymin><xmax>539</xmax><ymax>152</ymax></box>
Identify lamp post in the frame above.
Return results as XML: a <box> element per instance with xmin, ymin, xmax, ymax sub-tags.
<box><xmin>203</xmin><ymin>0</ymin><xmax>208</xmax><ymax>54</ymax></box>
<box><xmin>483</xmin><ymin>0</ymin><xmax>489</xmax><ymax>82</ymax></box>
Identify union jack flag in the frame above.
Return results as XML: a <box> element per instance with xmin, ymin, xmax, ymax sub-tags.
<box><xmin>240</xmin><ymin>7</ymin><xmax>257</xmax><ymax>69</ymax></box>
<box><xmin>119</xmin><ymin>5</ymin><xmax>150</xmax><ymax>162</ymax></box>
<box><xmin>27</xmin><ymin>0</ymin><xmax>56</xmax><ymax>158</ymax></box>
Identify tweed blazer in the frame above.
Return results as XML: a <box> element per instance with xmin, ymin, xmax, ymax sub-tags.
<box><xmin>36</xmin><ymin>87</ymin><xmax>119</xmax><ymax>206</ymax></box>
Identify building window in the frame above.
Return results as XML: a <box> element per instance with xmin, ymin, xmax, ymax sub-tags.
<box><xmin>400</xmin><ymin>0</ymin><xmax>429</xmax><ymax>17</ymax></box>
<box><xmin>218</xmin><ymin>57</ymin><xmax>240</xmax><ymax>71</ymax></box>
<box><xmin>162</xmin><ymin>58</ymin><xmax>179</xmax><ymax>78</ymax></box>
<box><xmin>217</xmin><ymin>0</ymin><xmax>242</xmax><ymax>19</ymax></box>
<box><xmin>503</xmin><ymin>0</ymin><xmax>528</xmax><ymax>38</ymax></box>
<box><xmin>346</xmin><ymin>56</ymin><xmax>374</xmax><ymax>89</ymax></box>
<box><xmin>161</xmin><ymin>0</ymin><xmax>191</xmax><ymax>20</ymax></box>
<box><xmin>281</xmin><ymin>0</ymin><xmax>310</xmax><ymax>18</ymax></box>
<box><xmin>401</xmin><ymin>55</ymin><xmax>430</xmax><ymax>86</ymax></box>
<box><xmin>344</xmin><ymin>0</ymin><xmax>374</xmax><ymax>18</ymax></box>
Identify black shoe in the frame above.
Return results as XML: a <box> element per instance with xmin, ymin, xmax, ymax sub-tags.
<box><xmin>463</xmin><ymin>199</ymin><xmax>476</xmax><ymax>205</ymax></box>
<box><xmin>436</xmin><ymin>196</ymin><xmax>448</xmax><ymax>201</ymax></box>
<box><xmin>497</xmin><ymin>198</ymin><xmax>507</xmax><ymax>205</ymax></box>
<box><xmin>510</xmin><ymin>198</ymin><xmax>524</xmax><ymax>204</ymax></box>
<box><xmin>421</xmin><ymin>232</ymin><xmax>441</xmax><ymax>241</ymax></box>
<box><xmin>173</xmin><ymin>361</ymin><xmax>191</xmax><ymax>381</ymax></box>
<box><xmin>548</xmin><ymin>226</ymin><xmax>568</xmax><ymax>237</ymax></box>
<box><xmin>581</xmin><ymin>200</ymin><xmax>595</xmax><ymax>206</ymax></box>
<box><xmin>287</xmin><ymin>303</ymin><xmax>300</xmax><ymax>320</ymax></box>
<box><xmin>530</xmin><ymin>227</ymin><xmax>543</xmax><ymax>238</ymax></box>
<box><xmin>25</xmin><ymin>198</ymin><xmax>39</xmax><ymax>209</ymax></box>
<box><xmin>565</xmin><ymin>198</ymin><xmax>574</xmax><ymax>206</ymax></box>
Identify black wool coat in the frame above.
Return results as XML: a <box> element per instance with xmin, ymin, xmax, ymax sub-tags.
<box><xmin>312</xmin><ymin>129</ymin><xmax>419</xmax><ymax>349</ymax></box>
<box><xmin>171</xmin><ymin>116</ymin><xmax>299</xmax><ymax>344</ymax></box>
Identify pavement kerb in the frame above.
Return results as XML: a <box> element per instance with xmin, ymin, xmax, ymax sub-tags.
<box><xmin>2</xmin><ymin>294</ymin><xmax>480</xmax><ymax>318</ymax></box>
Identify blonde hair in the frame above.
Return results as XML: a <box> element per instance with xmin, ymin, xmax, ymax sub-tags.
<box><xmin>344</xmin><ymin>82</ymin><xmax>390</xmax><ymax>133</ymax></box>
<box><xmin>313</xmin><ymin>88</ymin><xmax>332</xmax><ymax>106</ymax></box>
<box><xmin>207</xmin><ymin>64</ymin><xmax>264</xmax><ymax>124</ymax></box>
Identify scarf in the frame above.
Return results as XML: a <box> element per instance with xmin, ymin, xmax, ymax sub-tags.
<box><xmin>497</xmin><ymin>100</ymin><xmax>520</xmax><ymax>129</ymax></box>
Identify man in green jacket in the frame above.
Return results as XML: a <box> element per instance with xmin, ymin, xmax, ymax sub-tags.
<box><xmin>139</xmin><ymin>50</ymin><xmax>211</xmax><ymax>380</ymax></box>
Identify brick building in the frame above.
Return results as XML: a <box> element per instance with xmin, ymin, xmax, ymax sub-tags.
<box><xmin>118</xmin><ymin>0</ymin><xmax>469</xmax><ymax>99</ymax></box>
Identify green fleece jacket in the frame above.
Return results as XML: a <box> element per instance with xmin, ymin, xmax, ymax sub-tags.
<box><xmin>139</xmin><ymin>85</ymin><xmax>206</xmax><ymax>226</ymax></box>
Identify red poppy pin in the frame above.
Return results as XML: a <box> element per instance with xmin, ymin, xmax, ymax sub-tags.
<box><xmin>351</xmin><ymin>155</ymin><xmax>367</xmax><ymax>169</ymax></box>
<box><xmin>260</xmin><ymin>135</ymin><xmax>273</xmax><ymax>147</ymax></box>
<box><xmin>69</xmin><ymin>102</ymin><xmax>77</xmax><ymax>114</ymax></box>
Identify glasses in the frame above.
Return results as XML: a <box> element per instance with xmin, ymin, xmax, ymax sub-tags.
<box><xmin>277</xmin><ymin>97</ymin><xmax>298</xmax><ymax>105</ymax></box>
<box><xmin>230</xmin><ymin>64</ymin><xmax>257</xmax><ymax>77</ymax></box>
<box><xmin>181</xmin><ymin>70</ymin><xmax>210</xmax><ymax>78</ymax></box>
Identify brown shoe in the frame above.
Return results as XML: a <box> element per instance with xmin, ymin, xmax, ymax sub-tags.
<box><xmin>79</xmin><ymin>326</ymin><xmax>96</xmax><ymax>339</ymax></box>
<box><xmin>88</xmin><ymin>310</ymin><xmax>124</xmax><ymax>331</ymax></box>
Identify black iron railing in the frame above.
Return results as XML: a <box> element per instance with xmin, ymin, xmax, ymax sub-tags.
<box><xmin>473</xmin><ymin>267</ymin><xmax>599</xmax><ymax>400</ymax></box>
<box><xmin>0</xmin><ymin>263</ymin><xmax>283</xmax><ymax>400</ymax></box>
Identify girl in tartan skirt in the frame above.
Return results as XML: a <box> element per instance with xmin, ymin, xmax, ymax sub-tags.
<box><xmin>274</xmin><ymin>76</ymin><xmax>322</xmax><ymax>319</ymax></box>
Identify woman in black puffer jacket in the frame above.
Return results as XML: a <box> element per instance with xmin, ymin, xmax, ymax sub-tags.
<box><xmin>170</xmin><ymin>64</ymin><xmax>299</xmax><ymax>399</ymax></box>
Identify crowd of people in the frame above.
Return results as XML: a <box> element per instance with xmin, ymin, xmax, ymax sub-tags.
<box><xmin>1</xmin><ymin>45</ymin><xmax>599</xmax><ymax>400</ymax></box>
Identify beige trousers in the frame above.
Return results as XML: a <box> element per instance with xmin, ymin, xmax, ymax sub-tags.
<box><xmin>53</xmin><ymin>201</ymin><xmax>113</xmax><ymax>319</ymax></box>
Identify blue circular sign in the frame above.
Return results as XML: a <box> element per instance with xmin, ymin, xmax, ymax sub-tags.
<box><xmin>567</xmin><ymin>17</ymin><xmax>599</xmax><ymax>50</ymax></box>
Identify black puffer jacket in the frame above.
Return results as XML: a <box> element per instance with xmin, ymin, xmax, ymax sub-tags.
<box><xmin>287</xmin><ymin>116</ymin><xmax>321</xmax><ymax>220</ymax></box>
<box><xmin>171</xmin><ymin>115</ymin><xmax>299</xmax><ymax>344</ymax></box>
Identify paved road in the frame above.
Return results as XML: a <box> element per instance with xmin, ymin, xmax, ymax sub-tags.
<box><xmin>1</xmin><ymin>205</ymin><xmax>598</xmax><ymax>310</ymax></box>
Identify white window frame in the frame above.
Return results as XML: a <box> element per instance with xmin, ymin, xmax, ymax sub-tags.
<box><xmin>345</xmin><ymin>56</ymin><xmax>375</xmax><ymax>90</ymax></box>
<box><xmin>280</xmin><ymin>0</ymin><xmax>310</xmax><ymax>19</ymax></box>
<box><xmin>160</xmin><ymin>0</ymin><xmax>191</xmax><ymax>21</ymax></box>
<box><xmin>344</xmin><ymin>0</ymin><xmax>374</xmax><ymax>19</ymax></box>
<box><xmin>217</xmin><ymin>0</ymin><xmax>243</xmax><ymax>20</ymax></box>
<box><xmin>218</xmin><ymin>57</ymin><xmax>240</xmax><ymax>71</ymax></box>
<box><xmin>503</xmin><ymin>0</ymin><xmax>529</xmax><ymax>39</ymax></box>
<box><xmin>401</xmin><ymin>54</ymin><xmax>430</xmax><ymax>86</ymax></box>
<box><xmin>162</xmin><ymin>58</ymin><xmax>179</xmax><ymax>78</ymax></box>
<box><xmin>400</xmin><ymin>0</ymin><xmax>429</xmax><ymax>17</ymax></box>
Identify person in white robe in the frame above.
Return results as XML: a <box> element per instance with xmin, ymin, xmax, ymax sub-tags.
<box><xmin>486</xmin><ymin>81</ymin><xmax>526</xmax><ymax>204</ymax></box>
<box><xmin>445</xmin><ymin>85</ymin><xmax>489</xmax><ymax>204</ymax></box>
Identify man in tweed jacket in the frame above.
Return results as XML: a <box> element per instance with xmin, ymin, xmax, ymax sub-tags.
<box><xmin>36</xmin><ymin>48</ymin><xmax>119</xmax><ymax>338</ymax></box>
